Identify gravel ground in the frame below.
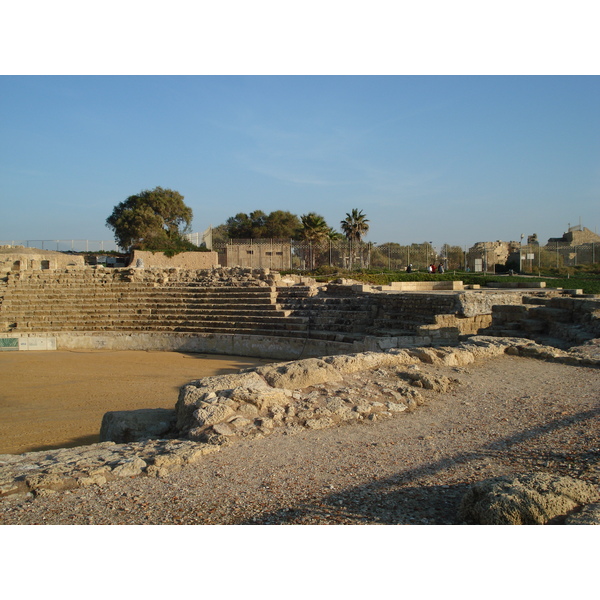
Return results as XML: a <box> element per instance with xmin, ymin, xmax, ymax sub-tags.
<box><xmin>1</xmin><ymin>354</ymin><xmax>599</xmax><ymax>525</ymax></box>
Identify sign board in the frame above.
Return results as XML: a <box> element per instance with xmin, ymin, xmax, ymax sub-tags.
<box><xmin>0</xmin><ymin>338</ymin><xmax>19</xmax><ymax>351</ymax></box>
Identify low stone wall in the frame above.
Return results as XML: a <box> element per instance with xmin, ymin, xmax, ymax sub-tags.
<box><xmin>3</xmin><ymin>330</ymin><xmax>462</xmax><ymax>358</ymax></box>
<box><xmin>3</xmin><ymin>331</ymin><xmax>352</xmax><ymax>360</ymax></box>
<box><xmin>128</xmin><ymin>250</ymin><xmax>218</xmax><ymax>269</ymax></box>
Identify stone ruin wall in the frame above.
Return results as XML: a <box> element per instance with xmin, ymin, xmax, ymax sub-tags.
<box><xmin>0</xmin><ymin>246</ymin><xmax>84</xmax><ymax>277</ymax></box>
<box><xmin>128</xmin><ymin>250</ymin><xmax>218</xmax><ymax>269</ymax></box>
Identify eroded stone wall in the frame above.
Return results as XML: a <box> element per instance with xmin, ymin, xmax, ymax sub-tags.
<box><xmin>129</xmin><ymin>250</ymin><xmax>218</xmax><ymax>269</ymax></box>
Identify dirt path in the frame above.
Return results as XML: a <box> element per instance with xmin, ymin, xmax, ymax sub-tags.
<box><xmin>0</xmin><ymin>350</ymin><xmax>270</xmax><ymax>454</ymax></box>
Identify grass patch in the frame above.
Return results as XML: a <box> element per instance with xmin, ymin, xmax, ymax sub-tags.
<box><xmin>281</xmin><ymin>268</ymin><xmax>600</xmax><ymax>295</ymax></box>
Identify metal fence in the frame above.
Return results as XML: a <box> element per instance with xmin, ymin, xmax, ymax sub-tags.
<box><xmin>214</xmin><ymin>239</ymin><xmax>600</xmax><ymax>272</ymax></box>
<box><xmin>214</xmin><ymin>239</ymin><xmax>453</xmax><ymax>271</ymax></box>
<box><xmin>516</xmin><ymin>242</ymin><xmax>599</xmax><ymax>272</ymax></box>
<box><xmin>0</xmin><ymin>240</ymin><xmax>121</xmax><ymax>252</ymax></box>
<box><xmin>3</xmin><ymin>237</ymin><xmax>598</xmax><ymax>272</ymax></box>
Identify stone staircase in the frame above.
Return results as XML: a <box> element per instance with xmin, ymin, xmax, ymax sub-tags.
<box><xmin>368</xmin><ymin>293</ymin><xmax>458</xmax><ymax>336</ymax></box>
<box><xmin>484</xmin><ymin>294</ymin><xmax>600</xmax><ymax>346</ymax></box>
<box><xmin>275</xmin><ymin>286</ymin><xmax>377</xmax><ymax>342</ymax></box>
<box><xmin>0</xmin><ymin>273</ymin><xmax>310</xmax><ymax>338</ymax></box>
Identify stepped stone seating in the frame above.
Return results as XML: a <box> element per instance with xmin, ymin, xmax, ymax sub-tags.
<box><xmin>275</xmin><ymin>286</ymin><xmax>377</xmax><ymax>342</ymax></box>
<box><xmin>5</xmin><ymin>267</ymin><xmax>570</xmax><ymax>348</ymax></box>
<box><xmin>484</xmin><ymin>294</ymin><xmax>600</xmax><ymax>346</ymax></box>
<box><xmin>0</xmin><ymin>269</ymin><xmax>310</xmax><ymax>338</ymax></box>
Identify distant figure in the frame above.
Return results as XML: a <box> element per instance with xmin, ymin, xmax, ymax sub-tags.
<box><xmin>135</xmin><ymin>258</ymin><xmax>144</xmax><ymax>269</ymax></box>
<box><xmin>406</xmin><ymin>264</ymin><xmax>412</xmax><ymax>273</ymax></box>
<box><xmin>430</xmin><ymin>263</ymin><xmax>437</xmax><ymax>273</ymax></box>
<box><xmin>438</xmin><ymin>263</ymin><xmax>444</xmax><ymax>274</ymax></box>
<box><xmin>427</xmin><ymin>264</ymin><xmax>433</xmax><ymax>273</ymax></box>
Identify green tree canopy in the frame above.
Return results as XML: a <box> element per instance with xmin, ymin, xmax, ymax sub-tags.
<box><xmin>224</xmin><ymin>210</ymin><xmax>301</xmax><ymax>239</ymax></box>
<box><xmin>341</xmin><ymin>209</ymin><xmax>370</xmax><ymax>243</ymax></box>
<box><xmin>106</xmin><ymin>187</ymin><xmax>193</xmax><ymax>251</ymax></box>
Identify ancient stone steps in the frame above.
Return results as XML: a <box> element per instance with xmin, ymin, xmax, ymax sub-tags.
<box><xmin>519</xmin><ymin>319</ymin><xmax>546</xmax><ymax>334</ymax></box>
<box><xmin>5</xmin><ymin>313</ymin><xmax>308</xmax><ymax>328</ymax></box>
<box><xmin>4</xmin><ymin>289</ymin><xmax>278</xmax><ymax>300</ymax></box>
<box><xmin>3</xmin><ymin>303</ymin><xmax>292</xmax><ymax>315</ymax></box>
<box><xmin>527</xmin><ymin>306</ymin><xmax>572</xmax><ymax>322</ymax></box>
<box><xmin>9</xmin><ymin>319</ymin><xmax>309</xmax><ymax>333</ymax></box>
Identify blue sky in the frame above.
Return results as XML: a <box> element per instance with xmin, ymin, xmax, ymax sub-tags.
<box><xmin>1</xmin><ymin>75</ymin><xmax>599</xmax><ymax>250</ymax></box>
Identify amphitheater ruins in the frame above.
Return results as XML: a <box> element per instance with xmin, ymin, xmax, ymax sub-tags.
<box><xmin>1</xmin><ymin>248</ymin><xmax>599</xmax><ymax>523</ymax></box>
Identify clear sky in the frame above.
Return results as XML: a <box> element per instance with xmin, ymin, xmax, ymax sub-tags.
<box><xmin>1</xmin><ymin>75</ymin><xmax>599</xmax><ymax>250</ymax></box>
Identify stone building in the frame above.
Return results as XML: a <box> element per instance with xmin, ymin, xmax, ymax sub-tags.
<box><xmin>547</xmin><ymin>225</ymin><xmax>600</xmax><ymax>246</ymax></box>
<box><xmin>466</xmin><ymin>241</ymin><xmax>521</xmax><ymax>272</ymax></box>
<box><xmin>0</xmin><ymin>246</ymin><xmax>84</xmax><ymax>277</ymax></box>
<box><xmin>224</xmin><ymin>241</ymin><xmax>292</xmax><ymax>269</ymax></box>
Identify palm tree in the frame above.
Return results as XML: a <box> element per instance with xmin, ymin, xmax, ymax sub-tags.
<box><xmin>299</xmin><ymin>213</ymin><xmax>331</xmax><ymax>269</ymax></box>
<box><xmin>341</xmin><ymin>209</ymin><xmax>369</xmax><ymax>268</ymax></box>
<box><xmin>340</xmin><ymin>209</ymin><xmax>369</xmax><ymax>243</ymax></box>
<box><xmin>299</xmin><ymin>213</ymin><xmax>331</xmax><ymax>242</ymax></box>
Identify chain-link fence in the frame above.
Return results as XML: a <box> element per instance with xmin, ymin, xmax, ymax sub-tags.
<box><xmin>514</xmin><ymin>241</ymin><xmax>600</xmax><ymax>272</ymax></box>
<box><xmin>3</xmin><ymin>237</ymin><xmax>598</xmax><ymax>272</ymax></box>
<box><xmin>214</xmin><ymin>240</ymin><xmax>461</xmax><ymax>271</ymax></box>
<box><xmin>214</xmin><ymin>239</ymin><xmax>600</xmax><ymax>272</ymax></box>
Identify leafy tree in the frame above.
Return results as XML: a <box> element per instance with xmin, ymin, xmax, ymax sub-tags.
<box><xmin>210</xmin><ymin>223</ymin><xmax>230</xmax><ymax>245</ymax></box>
<box><xmin>224</xmin><ymin>213</ymin><xmax>248</xmax><ymax>239</ymax></box>
<box><xmin>341</xmin><ymin>209</ymin><xmax>370</xmax><ymax>243</ymax></box>
<box><xmin>264</xmin><ymin>210</ymin><xmax>301</xmax><ymax>238</ymax></box>
<box><xmin>224</xmin><ymin>209</ymin><xmax>301</xmax><ymax>239</ymax></box>
<box><xmin>106</xmin><ymin>187</ymin><xmax>193</xmax><ymax>251</ymax></box>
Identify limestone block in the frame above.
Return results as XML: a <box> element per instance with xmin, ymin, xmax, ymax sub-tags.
<box><xmin>212</xmin><ymin>422</ymin><xmax>236</xmax><ymax>436</ymax></box>
<box><xmin>256</xmin><ymin>358</ymin><xmax>342</xmax><ymax>389</ymax></box>
<box><xmin>459</xmin><ymin>473</ymin><xmax>599</xmax><ymax>525</ymax></box>
<box><xmin>176</xmin><ymin>371</ymin><xmax>269</xmax><ymax>429</ymax></box>
<box><xmin>100</xmin><ymin>409</ymin><xmax>176</xmax><ymax>443</ymax></box>
<box><xmin>228</xmin><ymin>387</ymin><xmax>291</xmax><ymax>411</ymax></box>
<box><xmin>112</xmin><ymin>457</ymin><xmax>147</xmax><ymax>478</ymax></box>
<box><xmin>193</xmin><ymin>404</ymin><xmax>236</xmax><ymax>427</ymax></box>
<box><xmin>304</xmin><ymin>417</ymin><xmax>335</xmax><ymax>429</ymax></box>
<box><xmin>386</xmin><ymin>402</ymin><xmax>408</xmax><ymax>413</ymax></box>
<box><xmin>236</xmin><ymin>403</ymin><xmax>260</xmax><ymax>418</ymax></box>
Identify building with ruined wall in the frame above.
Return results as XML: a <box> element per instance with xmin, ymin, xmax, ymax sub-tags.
<box><xmin>547</xmin><ymin>225</ymin><xmax>600</xmax><ymax>246</ymax></box>
<box><xmin>466</xmin><ymin>241</ymin><xmax>521</xmax><ymax>272</ymax></box>
<box><xmin>128</xmin><ymin>250</ymin><xmax>218</xmax><ymax>269</ymax></box>
<box><xmin>0</xmin><ymin>246</ymin><xmax>84</xmax><ymax>277</ymax></box>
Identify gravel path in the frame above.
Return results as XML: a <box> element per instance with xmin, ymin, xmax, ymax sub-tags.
<box><xmin>1</xmin><ymin>353</ymin><xmax>598</xmax><ymax>525</ymax></box>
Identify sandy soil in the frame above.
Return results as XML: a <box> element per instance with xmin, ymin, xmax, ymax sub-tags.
<box><xmin>0</xmin><ymin>350</ymin><xmax>270</xmax><ymax>454</ymax></box>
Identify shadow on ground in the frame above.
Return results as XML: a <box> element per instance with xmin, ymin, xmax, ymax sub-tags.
<box><xmin>237</xmin><ymin>407</ymin><xmax>600</xmax><ymax>525</ymax></box>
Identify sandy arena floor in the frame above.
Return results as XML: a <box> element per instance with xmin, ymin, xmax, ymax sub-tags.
<box><xmin>0</xmin><ymin>350</ymin><xmax>270</xmax><ymax>455</ymax></box>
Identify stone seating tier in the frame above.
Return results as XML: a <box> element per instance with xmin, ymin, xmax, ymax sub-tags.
<box><xmin>484</xmin><ymin>294</ymin><xmax>600</xmax><ymax>344</ymax></box>
<box><xmin>1</xmin><ymin>280</ymin><xmax>313</xmax><ymax>338</ymax></box>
